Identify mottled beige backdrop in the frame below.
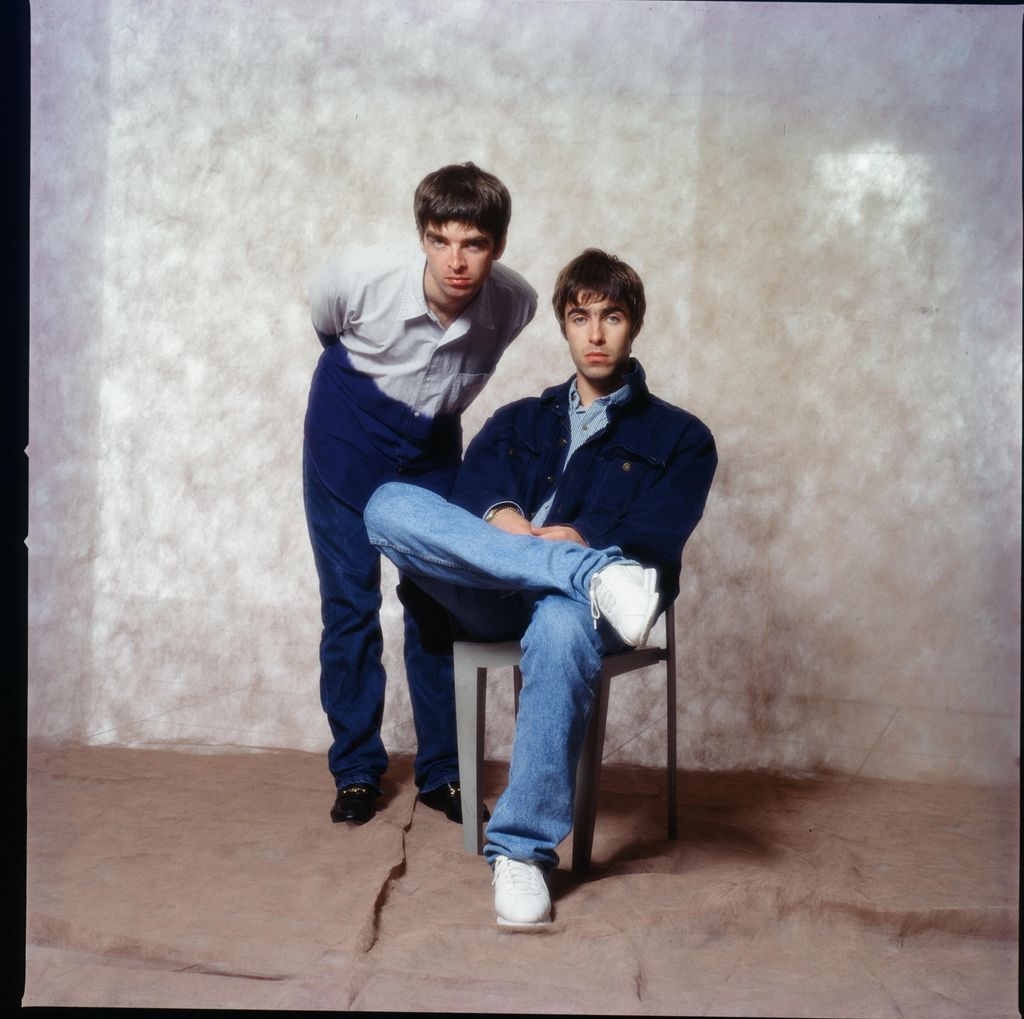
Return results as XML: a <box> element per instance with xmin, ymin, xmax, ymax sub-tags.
<box><xmin>30</xmin><ymin>1</ymin><xmax>1021</xmax><ymax>784</ymax></box>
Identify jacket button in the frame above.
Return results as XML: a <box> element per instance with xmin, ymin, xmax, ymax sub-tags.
<box><xmin>622</xmin><ymin>462</ymin><xmax>632</xmax><ymax>472</ymax></box>
<box><xmin>559</xmin><ymin>438</ymin><xmax>567</xmax><ymax>446</ymax></box>
<box><xmin>546</xmin><ymin>474</ymin><xmax>554</xmax><ymax>483</ymax></box>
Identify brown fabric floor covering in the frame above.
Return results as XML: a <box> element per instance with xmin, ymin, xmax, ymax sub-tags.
<box><xmin>24</xmin><ymin>742</ymin><xmax>1019</xmax><ymax>1015</ymax></box>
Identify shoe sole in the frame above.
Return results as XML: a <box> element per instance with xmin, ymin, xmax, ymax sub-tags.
<box><xmin>595</xmin><ymin>566</ymin><xmax>661</xmax><ymax>648</ymax></box>
<box><xmin>496</xmin><ymin>915</ymin><xmax>551</xmax><ymax>927</ymax></box>
<box><xmin>416</xmin><ymin>794</ymin><xmax>462</xmax><ymax>824</ymax></box>
<box><xmin>631</xmin><ymin>590</ymin><xmax>659</xmax><ymax>647</ymax></box>
<box><xmin>623</xmin><ymin>572</ymin><xmax>660</xmax><ymax>647</ymax></box>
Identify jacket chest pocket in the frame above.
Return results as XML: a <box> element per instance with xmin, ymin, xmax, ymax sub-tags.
<box><xmin>593</xmin><ymin>445</ymin><xmax>665</xmax><ymax>513</ymax></box>
<box><xmin>495</xmin><ymin>425</ymin><xmax>543</xmax><ymax>478</ymax></box>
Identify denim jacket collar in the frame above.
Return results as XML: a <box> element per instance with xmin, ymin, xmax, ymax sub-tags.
<box><xmin>541</xmin><ymin>359</ymin><xmax>650</xmax><ymax>419</ymax></box>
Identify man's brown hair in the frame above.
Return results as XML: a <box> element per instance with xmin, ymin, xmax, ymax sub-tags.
<box><xmin>414</xmin><ymin>162</ymin><xmax>512</xmax><ymax>247</ymax></box>
<box><xmin>552</xmin><ymin>248</ymin><xmax>646</xmax><ymax>339</ymax></box>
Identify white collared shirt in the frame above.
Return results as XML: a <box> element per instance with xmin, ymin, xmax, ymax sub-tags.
<box><xmin>310</xmin><ymin>245</ymin><xmax>537</xmax><ymax>420</ymax></box>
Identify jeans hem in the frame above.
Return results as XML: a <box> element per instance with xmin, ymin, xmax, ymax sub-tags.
<box><xmin>483</xmin><ymin>846</ymin><xmax>558</xmax><ymax>872</ymax></box>
<box><xmin>335</xmin><ymin>774</ymin><xmax>383</xmax><ymax>795</ymax></box>
<box><xmin>419</xmin><ymin>771</ymin><xmax>461</xmax><ymax>795</ymax></box>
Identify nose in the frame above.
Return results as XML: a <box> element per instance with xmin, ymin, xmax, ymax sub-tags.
<box><xmin>448</xmin><ymin>245</ymin><xmax>467</xmax><ymax>271</ymax></box>
<box><xmin>589</xmin><ymin>318</ymin><xmax>604</xmax><ymax>344</ymax></box>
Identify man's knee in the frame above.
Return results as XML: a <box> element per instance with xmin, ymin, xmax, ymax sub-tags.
<box><xmin>521</xmin><ymin>595</ymin><xmax>603</xmax><ymax>670</ymax></box>
<box><xmin>364</xmin><ymin>482</ymin><xmax>414</xmax><ymax>541</ymax></box>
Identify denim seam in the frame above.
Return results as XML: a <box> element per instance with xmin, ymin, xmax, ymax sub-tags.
<box><xmin>370</xmin><ymin>539</ymin><xmax>510</xmax><ymax>582</ymax></box>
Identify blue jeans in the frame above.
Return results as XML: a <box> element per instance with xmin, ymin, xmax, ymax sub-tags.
<box><xmin>364</xmin><ymin>481</ymin><xmax>629</xmax><ymax>870</ymax></box>
<box><xmin>302</xmin><ymin>447</ymin><xmax>460</xmax><ymax>795</ymax></box>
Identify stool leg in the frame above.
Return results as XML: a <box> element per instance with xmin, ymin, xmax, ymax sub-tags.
<box><xmin>454</xmin><ymin>657</ymin><xmax>487</xmax><ymax>855</ymax></box>
<box><xmin>571</xmin><ymin>669</ymin><xmax>611</xmax><ymax>874</ymax></box>
<box><xmin>666</xmin><ymin>611</ymin><xmax>678</xmax><ymax>840</ymax></box>
<box><xmin>667</xmin><ymin>661</ymin><xmax>678</xmax><ymax>840</ymax></box>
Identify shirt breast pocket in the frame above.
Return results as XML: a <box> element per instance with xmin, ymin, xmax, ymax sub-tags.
<box><xmin>441</xmin><ymin>371</ymin><xmax>492</xmax><ymax>414</ymax></box>
<box><xmin>594</xmin><ymin>445</ymin><xmax>665</xmax><ymax>514</ymax></box>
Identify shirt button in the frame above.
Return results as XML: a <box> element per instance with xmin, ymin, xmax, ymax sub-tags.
<box><xmin>414</xmin><ymin>411</ymin><xmax>420</xmax><ymax>418</ymax></box>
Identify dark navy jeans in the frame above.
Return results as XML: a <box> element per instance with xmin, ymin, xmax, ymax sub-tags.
<box><xmin>302</xmin><ymin>445</ymin><xmax>460</xmax><ymax>795</ymax></box>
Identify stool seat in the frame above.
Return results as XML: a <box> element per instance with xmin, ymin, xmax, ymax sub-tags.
<box><xmin>453</xmin><ymin>609</ymin><xmax>678</xmax><ymax>873</ymax></box>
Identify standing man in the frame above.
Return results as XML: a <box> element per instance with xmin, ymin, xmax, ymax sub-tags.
<box><xmin>303</xmin><ymin>163</ymin><xmax>537</xmax><ymax>826</ymax></box>
<box><xmin>363</xmin><ymin>248</ymin><xmax>717</xmax><ymax>924</ymax></box>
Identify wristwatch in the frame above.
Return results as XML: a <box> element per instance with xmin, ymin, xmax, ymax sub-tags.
<box><xmin>483</xmin><ymin>502</ymin><xmax>524</xmax><ymax>523</ymax></box>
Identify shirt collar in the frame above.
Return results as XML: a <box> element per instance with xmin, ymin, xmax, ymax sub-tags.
<box><xmin>399</xmin><ymin>251</ymin><xmax>496</xmax><ymax>330</ymax></box>
<box><xmin>542</xmin><ymin>359</ymin><xmax>649</xmax><ymax>414</ymax></box>
<box><xmin>568</xmin><ymin>375</ymin><xmax>633</xmax><ymax>412</ymax></box>
<box><xmin>467</xmin><ymin>275</ymin><xmax>496</xmax><ymax>329</ymax></box>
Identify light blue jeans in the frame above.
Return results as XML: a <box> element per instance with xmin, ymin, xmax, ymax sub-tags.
<box><xmin>364</xmin><ymin>481</ymin><xmax>630</xmax><ymax>870</ymax></box>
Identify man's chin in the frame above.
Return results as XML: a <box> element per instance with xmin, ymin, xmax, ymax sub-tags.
<box><xmin>446</xmin><ymin>281</ymin><xmax>482</xmax><ymax>302</ymax></box>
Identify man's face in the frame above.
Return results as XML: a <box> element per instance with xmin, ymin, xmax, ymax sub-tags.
<box><xmin>563</xmin><ymin>295</ymin><xmax>633</xmax><ymax>401</ymax></box>
<box><xmin>420</xmin><ymin>221</ymin><xmax>504</xmax><ymax>310</ymax></box>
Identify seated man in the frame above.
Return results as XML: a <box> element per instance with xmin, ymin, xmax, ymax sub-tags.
<box><xmin>363</xmin><ymin>248</ymin><xmax>717</xmax><ymax>925</ymax></box>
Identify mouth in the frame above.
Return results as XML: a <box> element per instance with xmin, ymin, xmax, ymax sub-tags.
<box><xmin>447</xmin><ymin>277</ymin><xmax>473</xmax><ymax>288</ymax></box>
<box><xmin>584</xmin><ymin>352</ymin><xmax>608</xmax><ymax>363</ymax></box>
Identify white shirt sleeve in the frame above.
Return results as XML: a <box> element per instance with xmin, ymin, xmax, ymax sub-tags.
<box><xmin>309</xmin><ymin>256</ymin><xmax>351</xmax><ymax>340</ymax></box>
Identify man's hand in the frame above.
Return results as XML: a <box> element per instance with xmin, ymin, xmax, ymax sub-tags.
<box><xmin>487</xmin><ymin>507</ymin><xmax>534</xmax><ymax>536</ymax></box>
<box><xmin>530</xmin><ymin>524</ymin><xmax>587</xmax><ymax>546</ymax></box>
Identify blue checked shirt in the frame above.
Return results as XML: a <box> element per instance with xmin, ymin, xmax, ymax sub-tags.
<box><xmin>530</xmin><ymin>378</ymin><xmax>633</xmax><ymax>527</ymax></box>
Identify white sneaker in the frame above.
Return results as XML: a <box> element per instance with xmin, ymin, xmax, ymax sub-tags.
<box><xmin>589</xmin><ymin>563</ymin><xmax>660</xmax><ymax>647</ymax></box>
<box><xmin>491</xmin><ymin>855</ymin><xmax>551</xmax><ymax>926</ymax></box>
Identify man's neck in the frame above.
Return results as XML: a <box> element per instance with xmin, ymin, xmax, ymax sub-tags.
<box><xmin>574</xmin><ymin>373</ymin><xmax>626</xmax><ymax>408</ymax></box>
<box><xmin>423</xmin><ymin>267</ymin><xmax>475</xmax><ymax>329</ymax></box>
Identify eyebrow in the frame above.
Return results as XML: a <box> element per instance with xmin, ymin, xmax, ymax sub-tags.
<box><xmin>424</xmin><ymin>228</ymin><xmax>490</xmax><ymax>244</ymax></box>
<box><xmin>566</xmin><ymin>303</ymin><xmax>627</xmax><ymax>317</ymax></box>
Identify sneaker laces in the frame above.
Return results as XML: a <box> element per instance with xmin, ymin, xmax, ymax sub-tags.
<box><xmin>589</xmin><ymin>576</ymin><xmax>602</xmax><ymax>629</ymax></box>
<box><xmin>492</xmin><ymin>856</ymin><xmax>545</xmax><ymax>893</ymax></box>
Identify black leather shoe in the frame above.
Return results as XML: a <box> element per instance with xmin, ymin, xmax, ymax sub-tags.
<box><xmin>331</xmin><ymin>784</ymin><xmax>377</xmax><ymax>825</ymax></box>
<box><xmin>417</xmin><ymin>782</ymin><xmax>490</xmax><ymax>824</ymax></box>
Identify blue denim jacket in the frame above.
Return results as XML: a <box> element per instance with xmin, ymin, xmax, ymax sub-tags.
<box><xmin>451</xmin><ymin>361</ymin><xmax>718</xmax><ymax>606</ymax></box>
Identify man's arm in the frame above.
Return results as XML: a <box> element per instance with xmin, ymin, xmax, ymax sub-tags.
<box><xmin>309</xmin><ymin>257</ymin><xmax>351</xmax><ymax>349</ymax></box>
<box><xmin>451</xmin><ymin>399</ymin><xmax>538</xmax><ymax>525</ymax></box>
<box><xmin>489</xmin><ymin>506</ymin><xmax>534</xmax><ymax>536</ymax></box>
<box><xmin>531</xmin><ymin>523</ymin><xmax>586</xmax><ymax>545</ymax></box>
<box><xmin>571</xmin><ymin>418</ymin><xmax>718</xmax><ymax>574</ymax></box>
